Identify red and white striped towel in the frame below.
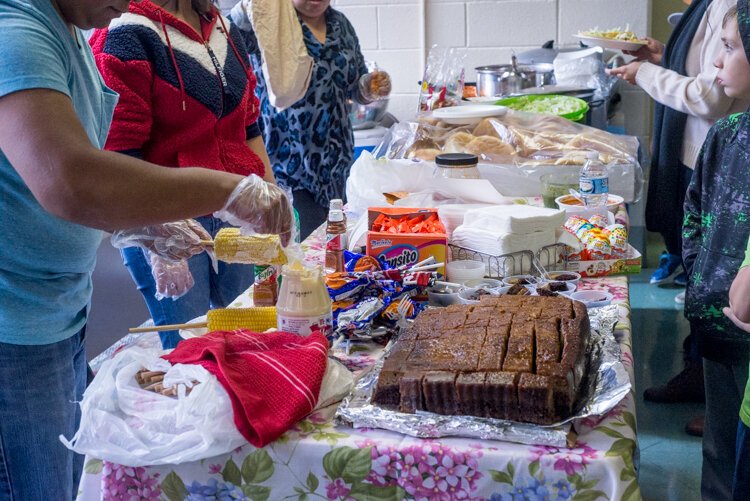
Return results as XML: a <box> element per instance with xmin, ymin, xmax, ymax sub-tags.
<box><xmin>163</xmin><ymin>330</ymin><xmax>328</xmax><ymax>447</ymax></box>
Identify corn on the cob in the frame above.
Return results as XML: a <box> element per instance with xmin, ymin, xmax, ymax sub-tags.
<box><xmin>213</xmin><ymin>228</ymin><xmax>287</xmax><ymax>266</ymax></box>
<box><xmin>206</xmin><ymin>307</ymin><xmax>277</xmax><ymax>332</ymax></box>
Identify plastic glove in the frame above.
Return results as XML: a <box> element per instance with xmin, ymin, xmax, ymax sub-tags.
<box><xmin>149</xmin><ymin>252</ymin><xmax>195</xmax><ymax>300</ymax></box>
<box><xmin>111</xmin><ymin>219</ymin><xmax>210</xmax><ymax>261</ymax></box>
<box><xmin>214</xmin><ymin>175</ymin><xmax>294</xmax><ymax>246</ymax></box>
<box><xmin>358</xmin><ymin>70</ymin><xmax>392</xmax><ymax>102</ymax></box>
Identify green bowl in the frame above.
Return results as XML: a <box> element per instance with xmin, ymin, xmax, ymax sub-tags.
<box><xmin>494</xmin><ymin>94</ymin><xmax>589</xmax><ymax>122</ymax></box>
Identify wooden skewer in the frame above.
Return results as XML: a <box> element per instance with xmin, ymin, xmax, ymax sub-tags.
<box><xmin>200</xmin><ymin>240</ymin><xmax>215</xmax><ymax>247</ymax></box>
<box><xmin>128</xmin><ymin>321</ymin><xmax>208</xmax><ymax>333</ymax></box>
<box><xmin>403</xmin><ymin>279</ymin><xmax>462</xmax><ymax>288</ymax></box>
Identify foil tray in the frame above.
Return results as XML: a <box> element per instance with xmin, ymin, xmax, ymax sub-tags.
<box><xmin>336</xmin><ymin>305</ymin><xmax>627</xmax><ymax>447</ymax></box>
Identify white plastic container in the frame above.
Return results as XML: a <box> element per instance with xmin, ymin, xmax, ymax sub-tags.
<box><xmin>446</xmin><ymin>260</ymin><xmax>486</xmax><ymax>283</ymax></box>
<box><xmin>570</xmin><ymin>290</ymin><xmax>613</xmax><ymax>308</ymax></box>
<box><xmin>276</xmin><ymin>262</ymin><xmax>333</xmax><ymax>337</ymax></box>
<box><xmin>555</xmin><ymin>194</ymin><xmax>623</xmax><ymax>220</ymax></box>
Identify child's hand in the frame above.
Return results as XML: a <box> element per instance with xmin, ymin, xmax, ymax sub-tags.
<box><xmin>723</xmin><ymin>306</ymin><xmax>750</xmax><ymax>333</ymax></box>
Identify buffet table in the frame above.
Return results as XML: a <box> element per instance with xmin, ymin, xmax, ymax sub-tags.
<box><xmin>77</xmin><ymin>227</ymin><xmax>640</xmax><ymax>501</ymax></box>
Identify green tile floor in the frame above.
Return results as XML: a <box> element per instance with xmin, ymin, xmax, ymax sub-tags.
<box><xmin>630</xmin><ymin>229</ymin><xmax>703</xmax><ymax>501</ymax></box>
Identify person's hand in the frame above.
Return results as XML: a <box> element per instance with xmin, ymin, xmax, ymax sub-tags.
<box><xmin>607</xmin><ymin>61</ymin><xmax>644</xmax><ymax>85</ymax></box>
<box><xmin>111</xmin><ymin>219</ymin><xmax>210</xmax><ymax>261</ymax></box>
<box><xmin>359</xmin><ymin>70</ymin><xmax>392</xmax><ymax>102</ymax></box>
<box><xmin>214</xmin><ymin>175</ymin><xmax>294</xmax><ymax>246</ymax></box>
<box><xmin>724</xmin><ymin>306</ymin><xmax>750</xmax><ymax>333</ymax></box>
<box><xmin>623</xmin><ymin>36</ymin><xmax>664</xmax><ymax>64</ymax></box>
<box><xmin>149</xmin><ymin>252</ymin><xmax>195</xmax><ymax>300</ymax></box>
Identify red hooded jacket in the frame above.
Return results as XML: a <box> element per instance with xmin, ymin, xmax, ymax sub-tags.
<box><xmin>90</xmin><ymin>1</ymin><xmax>265</xmax><ymax>177</ymax></box>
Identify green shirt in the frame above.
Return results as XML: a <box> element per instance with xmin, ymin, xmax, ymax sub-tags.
<box><xmin>740</xmin><ymin>235</ymin><xmax>750</xmax><ymax>427</ymax></box>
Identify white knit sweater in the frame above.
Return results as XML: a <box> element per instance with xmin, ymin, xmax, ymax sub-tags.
<box><xmin>636</xmin><ymin>0</ymin><xmax>750</xmax><ymax>169</ymax></box>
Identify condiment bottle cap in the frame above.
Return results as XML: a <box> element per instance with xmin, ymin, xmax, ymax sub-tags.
<box><xmin>435</xmin><ymin>153</ymin><xmax>478</xmax><ymax>167</ymax></box>
<box><xmin>329</xmin><ymin>210</ymin><xmax>344</xmax><ymax>222</ymax></box>
<box><xmin>329</xmin><ymin>199</ymin><xmax>344</xmax><ymax>211</ymax></box>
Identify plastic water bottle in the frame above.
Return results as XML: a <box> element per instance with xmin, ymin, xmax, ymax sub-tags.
<box><xmin>579</xmin><ymin>152</ymin><xmax>608</xmax><ymax>207</ymax></box>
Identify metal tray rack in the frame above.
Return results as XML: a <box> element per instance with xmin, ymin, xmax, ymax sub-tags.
<box><xmin>536</xmin><ymin>243</ymin><xmax>574</xmax><ymax>272</ymax></box>
<box><xmin>448</xmin><ymin>245</ymin><xmax>547</xmax><ymax>280</ymax></box>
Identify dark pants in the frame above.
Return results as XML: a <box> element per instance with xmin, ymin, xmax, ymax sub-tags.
<box><xmin>702</xmin><ymin>358</ymin><xmax>748</xmax><ymax>501</ymax></box>
<box><xmin>733</xmin><ymin>421</ymin><xmax>750</xmax><ymax>500</ymax></box>
<box><xmin>293</xmin><ymin>189</ymin><xmax>329</xmax><ymax>241</ymax></box>
<box><xmin>664</xmin><ymin>162</ymin><xmax>694</xmax><ymax>258</ymax></box>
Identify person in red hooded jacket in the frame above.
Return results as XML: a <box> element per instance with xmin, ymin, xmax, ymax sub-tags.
<box><xmin>91</xmin><ymin>0</ymin><xmax>276</xmax><ymax>349</ymax></box>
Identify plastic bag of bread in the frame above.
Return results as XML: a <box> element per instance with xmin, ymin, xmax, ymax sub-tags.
<box><xmin>443</xmin><ymin>131</ymin><xmax>475</xmax><ymax>153</ymax></box>
<box><xmin>375</xmin><ymin>109</ymin><xmax>638</xmax><ymax>167</ymax></box>
<box><xmin>463</xmin><ymin>136</ymin><xmax>515</xmax><ymax>159</ymax></box>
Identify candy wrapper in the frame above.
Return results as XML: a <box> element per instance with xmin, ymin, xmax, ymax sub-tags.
<box><xmin>337</xmin><ymin>305</ymin><xmax>628</xmax><ymax>447</ymax></box>
<box><xmin>589</xmin><ymin>214</ymin><xmax>609</xmax><ymax>229</ymax></box>
<box><xmin>371</xmin><ymin>212</ymin><xmax>446</xmax><ymax>234</ymax></box>
<box><xmin>344</xmin><ymin>250</ymin><xmax>382</xmax><ymax>273</ymax></box>
<box><xmin>327</xmin><ymin>251</ymin><xmax>432</xmax><ymax>340</ymax></box>
<box><xmin>563</xmin><ymin>216</ymin><xmax>628</xmax><ymax>261</ymax></box>
<box><xmin>605</xmin><ymin>224</ymin><xmax>628</xmax><ymax>258</ymax></box>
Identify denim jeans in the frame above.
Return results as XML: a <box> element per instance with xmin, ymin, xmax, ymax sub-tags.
<box><xmin>0</xmin><ymin>327</ymin><xmax>88</xmax><ymax>501</ymax></box>
<box><xmin>121</xmin><ymin>215</ymin><xmax>254</xmax><ymax>349</ymax></box>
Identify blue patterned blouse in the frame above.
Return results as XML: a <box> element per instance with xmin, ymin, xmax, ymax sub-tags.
<box><xmin>234</xmin><ymin>7</ymin><xmax>368</xmax><ymax>207</ymax></box>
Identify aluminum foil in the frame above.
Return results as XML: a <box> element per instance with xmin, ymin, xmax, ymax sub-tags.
<box><xmin>336</xmin><ymin>304</ymin><xmax>629</xmax><ymax>447</ymax></box>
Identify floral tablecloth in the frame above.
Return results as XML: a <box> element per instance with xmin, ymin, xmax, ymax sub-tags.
<box><xmin>78</xmin><ymin>225</ymin><xmax>640</xmax><ymax>501</ymax></box>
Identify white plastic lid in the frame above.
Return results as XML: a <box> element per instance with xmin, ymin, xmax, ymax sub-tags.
<box><xmin>328</xmin><ymin>210</ymin><xmax>344</xmax><ymax>222</ymax></box>
<box><xmin>330</xmin><ymin>199</ymin><xmax>344</xmax><ymax>211</ymax></box>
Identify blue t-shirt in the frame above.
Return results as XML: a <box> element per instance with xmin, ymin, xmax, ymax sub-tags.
<box><xmin>0</xmin><ymin>0</ymin><xmax>117</xmax><ymax>345</ymax></box>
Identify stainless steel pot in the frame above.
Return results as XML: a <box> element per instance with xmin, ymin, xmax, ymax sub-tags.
<box><xmin>475</xmin><ymin>63</ymin><xmax>556</xmax><ymax>97</ymax></box>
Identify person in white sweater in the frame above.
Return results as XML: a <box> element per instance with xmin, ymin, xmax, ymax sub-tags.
<box><xmin>611</xmin><ymin>0</ymin><xmax>747</xmax><ymax>179</ymax></box>
<box><xmin>609</xmin><ymin>0</ymin><xmax>749</xmax><ymax>435</ymax></box>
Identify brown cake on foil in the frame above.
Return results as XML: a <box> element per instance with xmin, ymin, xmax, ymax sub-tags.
<box><xmin>371</xmin><ymin>296</ymin><xmax>591</xmax><ymax>424</ymax></box>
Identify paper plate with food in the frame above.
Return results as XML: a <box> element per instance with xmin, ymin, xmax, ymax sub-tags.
<box><xmin>432</xmin><ymin>104</ymin><xmax>508</xmax><ymax>125</ymax></box>
<box><xmin>574</xmin><ymin>26</ymin><xmax>647</xmax><ymax>51</ymax></box>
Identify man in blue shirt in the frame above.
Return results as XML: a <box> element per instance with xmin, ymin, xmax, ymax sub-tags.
<box><xmin>0</xmin><ymin>0</ymin><xmax>291</xmax><ymax>498</ymax></box>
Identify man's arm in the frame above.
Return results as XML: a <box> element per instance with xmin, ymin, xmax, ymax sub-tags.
<box><xmin>0</xmin><ymin>88</ymin><xmax>242</xmax><ymax>230</ymax></box>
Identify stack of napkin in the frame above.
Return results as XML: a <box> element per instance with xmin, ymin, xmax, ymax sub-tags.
<box><xmin>451</xmin><ymin>205</ymin><xmax>565</xmax><ymax>256</ymax></box>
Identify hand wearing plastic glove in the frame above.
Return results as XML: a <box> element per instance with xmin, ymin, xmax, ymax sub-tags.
<box><xmin>111</xmin><ymin>219</ymin><xmax>211</xmax><ymax>261</ymax></box>
<box><xmin>149</xmin><ymin>252</ymin><xmax>195</xmax><ymax>300</ymax></box>
<box><xmin>358</xmin><ymin>70</ymin><xmax>392</xmax><ymax>103</ymax></box>
<box><xmin>214</xmin><ymin>175</ymin><xmax>294</xmax><ymax>246</ymax></box>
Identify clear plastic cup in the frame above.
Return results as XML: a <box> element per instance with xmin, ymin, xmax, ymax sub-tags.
<box><xmin>540</xmin><ymin>172</ymin><xmax>579</xmax><ymax>209</ymax></box>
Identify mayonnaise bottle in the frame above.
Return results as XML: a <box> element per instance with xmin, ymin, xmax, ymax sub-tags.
<box><xmin>276</xmin><ymin>261</ymin><xmax>333</xmax><ymax>337</ymax></box>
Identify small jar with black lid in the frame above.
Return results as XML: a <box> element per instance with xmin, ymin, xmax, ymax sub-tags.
<box><xmin>433</xmin><ymin>153</ymin><xmax>481</xmax><ymax>180</ymax></box>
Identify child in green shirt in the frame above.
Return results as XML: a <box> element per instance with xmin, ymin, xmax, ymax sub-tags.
<box><xmin>684</xmin><ymin>3</ymin><xmax>750</xmax><ymax>498</ymax></box>
<box><xmin>725</xmin><ymin>236</ymin><xmax>750</xmax><ymax>499</ymax></box>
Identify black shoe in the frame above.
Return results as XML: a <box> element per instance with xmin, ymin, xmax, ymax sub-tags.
<box><xmin>643</xmin><ymin>363</ymin><xmax>705</xmax><ymax>403</ymax></box>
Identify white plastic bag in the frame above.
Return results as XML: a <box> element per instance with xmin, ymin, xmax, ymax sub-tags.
<box><xmin>345</xmin><ymin>152</ymin><xmax>512</xmax><ymax>213</ymax></box>
<box><xmin>61</xmin><ymin>347</ymin><xmax>245</xmax><ymax>466</ymax></box>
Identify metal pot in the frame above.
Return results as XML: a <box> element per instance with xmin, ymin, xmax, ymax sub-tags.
<box><xmin>475</xmin><ymin>63</ymin><xmax>556</xmax><ymax>97</ymax></box>
<box><xmin>348</xmin><ymin>98</ymin><xmax>389</xmax><ymax>130</ymax></box>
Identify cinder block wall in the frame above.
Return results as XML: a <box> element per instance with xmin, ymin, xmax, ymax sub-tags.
<box><xmin>332</xmin><ymin>0</ymin><xmax>651</xmax><ymax>122</ymax></box>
